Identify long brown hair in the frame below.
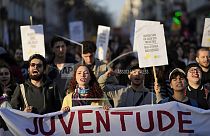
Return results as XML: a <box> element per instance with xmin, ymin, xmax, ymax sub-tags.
<box><xmin>68</xmin><ymin>64</ymin><xmax>103</xmax><ymax>99</ymax></box>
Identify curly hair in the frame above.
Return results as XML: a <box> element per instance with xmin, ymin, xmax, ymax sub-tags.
<box><xmin>68</xmin><ymin>64</ymin><xmax>103</xmax><ymax>101</ymax></box>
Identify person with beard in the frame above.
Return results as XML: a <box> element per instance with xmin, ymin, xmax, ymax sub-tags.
<box><xmin>158</xmin><ymin>68</ymin><xmax>199</xmax><ymax>107</ymax></box>
<box><xmin>196</xmin><ymin>47</ymin><xmax>210</xmax><ymax>84</ymax></box>
<box><xmin>99</xmin><ymin>64</ymin><xmax>156</xmax><ymax>107</ymax></box>
<box><xmin>61</xmin><ymin>64</ymin><xmax>110</xmax><ymax>111</ymax></box>
<box><xmin>47</xmin><ymin>36</ymin><xmax>77</xmax><ymax>100</ymax></box>
<box><xmin>10</xmin><ymin>54</ymin><xmax>62</xmax><ymax>114</ymax></box>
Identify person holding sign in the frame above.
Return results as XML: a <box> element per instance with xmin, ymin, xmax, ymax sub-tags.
<box><xmin>99</xmin><ymin>63</ymin><xmax>156</xmax><ymax>107</ymax></box>
<box><xmin>61</xmin><ymin>64</ymin><xmax>111</xmax><ymax>111</ymax></box>
<box><xmin>10</xmin><ymin>54</ymin><xmax>62</xmax><ymax>114</ymax></box>
<box><xmin>158</xmin><ymin>68</ymin><xmax>199</xmax><ymax>107</ymax></box>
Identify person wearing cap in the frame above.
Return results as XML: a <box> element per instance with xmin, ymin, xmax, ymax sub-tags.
<box><xmin>185</xmin><ymin>63</ymin><xmax>209</xmax><ymax>109</ymax></box>
<box><xmin>158</xmin><ymin>68</ymin><xmax>199</xmax><ymax>107</ymax></box>
<box><xmin>10</xmin><ymin>54</ymin><xmax>62</xmax><ymax>114</ymax></box>
<box><xmin>47</xmin><ymin>36</ymin><xmax>77</xmax><ymax>100</ymax></box>
<box><xmin>98</xmin><ymin>64</ymin><xmax>156</xmax><ymax>107</ymax></box>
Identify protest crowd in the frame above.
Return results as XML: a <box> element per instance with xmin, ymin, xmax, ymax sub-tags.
<box><xmin>0</xmin><ymin>18</ymin><xmax>210</xmax><ymax>135</ymax></box>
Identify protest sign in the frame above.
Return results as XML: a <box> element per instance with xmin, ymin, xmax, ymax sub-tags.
<box><xmin>133</xmin><ymin>20</ymin><xmax>160</xmax><ymax>52</ymax></box>
<box><xmin>20</xmin><ymin>25</ymin><xmax>45</xmax><ymax>61</ymax></box>
<box><xmin>133</xmin><ymin>20</ymin><xmax>168</xmax><ymax>68</ymax></box>
<box><xmin>95</xmin><ymin>25</ymin><xmax>110</xmax><ymax>60</ymax></box>
<box><xmin>69</xmin><ymin>21</ymin><xmax>84</xmax><ymax>42</ymax></box>
<box><xmin>201</xmin><ymin>18</ymin><xmax>210</xmax><ymax>47</ymax></box>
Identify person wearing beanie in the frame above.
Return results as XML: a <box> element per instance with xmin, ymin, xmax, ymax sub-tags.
<box><xmin>159</xmin><ymin>68</ymin><xmax>199</xmax><ymax>108</ymax></box>
<box><xmin>185</xmin><ymin>63</ymin><xmax>209</xmax><ymax>109</ymax></box>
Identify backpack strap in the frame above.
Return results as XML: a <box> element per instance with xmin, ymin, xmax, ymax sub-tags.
<box><xmin>20</xmin><ymin>84</ymin><xmax>29</xmax><ymax>107</ymax></box>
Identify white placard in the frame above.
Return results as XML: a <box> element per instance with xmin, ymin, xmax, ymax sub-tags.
<box><xmin>135</xmin><ymin>24</ymin><xmax>168</xmax><ymax>67</ymax></box>
<box><xmin>95</xmin><ymin>25</ymin><xmax>110</xmax><ymax>60</ymax></box>
<box><xmin>133</xmin><ymin>20</ymin><xmax>160</xmax><ymax>52</ymax></box>
<box><xmin>69</xmin><ymin>21</ymin><xmax>84</xmax><ymax>42</ymax></box>
<box><xmin>201</xmin><ymin>18</ymin><xmax>210</xmax><ymax>47</ymax></box>
<box><xmin>20</xmin><ymin>25</ymin><xmax>45</xmax><ymax>61</ymax></box>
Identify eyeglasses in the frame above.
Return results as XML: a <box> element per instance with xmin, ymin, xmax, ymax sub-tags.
<box><xmin>188</xmin><ymin>68</ymin><xmax>201</xmax><ymax>73</ymax></box>
<box><xmin>30</xmin><ymin>63</ymin><xmax>42</xmax><ymax>68</ymax></box>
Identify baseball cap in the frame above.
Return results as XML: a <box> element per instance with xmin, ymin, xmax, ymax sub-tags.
<box><xmin>169</xmin><ymin>68</ymin><xmax>186</xmax><ymax>82</ymax></box>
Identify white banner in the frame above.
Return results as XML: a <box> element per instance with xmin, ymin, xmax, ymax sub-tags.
<box><xmin>95</xmin><ymin>25</ymin><xmax>110</xmax><ymax>60</ymax></box>
<box><xmin>201</xmin><ymin>18</ymin><xmax>210</xmax><ymax>47</ymax></box>
<box><xmin>69</xmin><ymin>21</ymin><xmax>84</xmax><ymax>42</ymax></box>
<box><xmin>1</xmin><ymin>102</ymin><xmax>210</xmax><ymax>136</ymax></box>
<box><xmin>20</xmin><ymin>25</ymin><xmax>45</xmax><ymax>61</ymax></box>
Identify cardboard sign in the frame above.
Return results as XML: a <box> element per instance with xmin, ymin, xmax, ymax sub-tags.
<box><xmin>20</xmin><ymin>25</ymin><xmax>45</xmax><ymax>61</ymax></box>
<box><xmin>201</xmin><ymin>18</ymin><xmax>210</xmax><ymax>47</ymax></box>
<box><xmin>95</xmin><ymin>25</ymin><xmax>110</xmax><ymax>60</ymax></box>
<box><xmin>69</xmin><ymin>21</ymin><xmax>84</xmax><ymax>42</ymax></box>
<box><xmin>134</xmin><ymin>22</ymin><xmax>168</xmax><ymax>67</ymax></box>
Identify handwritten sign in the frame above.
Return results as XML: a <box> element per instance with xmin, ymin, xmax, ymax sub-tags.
<box><xmin>133</xmin><ymin>21</ymin><xmax>168</xmax><ymax>67</ymax></box>
<box><xmin>20</xmin><ymin>25</ymin><xmax>45</xmax><ymax>61</ymax></box>
<box><xmin>201</xmin><ymin>18</ymin><xmax>210</xmax><ymax>47</ymax></box>
<box><xmin>95</xmin><ymin>25</ymin><xmax>110</xmax><ymax>60</ymax></box>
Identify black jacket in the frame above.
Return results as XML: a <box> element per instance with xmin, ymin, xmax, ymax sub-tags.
<box><xmin>186</xmin><ymin>85</ymin><xmax>209</xmax><ymax>110</ymax></box>
<box><xmin>10</xmin><ymin>76</ymin><xmax>62</xmax><ymax>114</ymax></box>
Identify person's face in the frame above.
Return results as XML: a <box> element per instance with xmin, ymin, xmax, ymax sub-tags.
<box><xmin>82</xmin><ymin>53</ymin><xmax>95</xmax><ymax>65</ymax></box>
<box><xmin>53</xmin><ymin>41</ymin><xmax>67</xmax><ymax>58</ymax></box>
<box><xmin>196</xmin><ymin>50</ymin><xmax>210</xmax><ymax>68</ymax></box>
<box><xmin>14</xmin><ymin>49</ymin><xmax>23</xmax><ymax>62</ymax></box>
<box><xmin>76</xmin><ymin>66</ymin><xmax>91</xmax><ymax>87</ymax></box>
<box><xmin>28</xmin><ymin>59</ymin><xmax>44</xmax><ymax>81</ymax></box>
<box><xmin>170</xmin><ymin>75</ymin><xmax>187</xmax><ymax>92</ymax></box>
<box><xmin>0</xmin><ymin>67</ymin><xmax>11</xmax><ymax>86</ymax></box>
<box><xmin>128</xmin><ymin>69</ymin><xmax>144</xmax><ymax>86</ymax></box>
<box><xmin>187</xmin><ymin>67</ymin><xmax>202</xmax><ymax>84</ymax></box>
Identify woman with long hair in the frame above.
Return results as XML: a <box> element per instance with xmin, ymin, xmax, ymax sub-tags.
<box><xmin>0</xmin><ymin>64</ymin><xmax>17</xmax><ymax>101</ymax></box>
<box><xmin>61</xmin><ymin>64</ymin><xmax>110</xmax><ymax>111</ymax></box>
